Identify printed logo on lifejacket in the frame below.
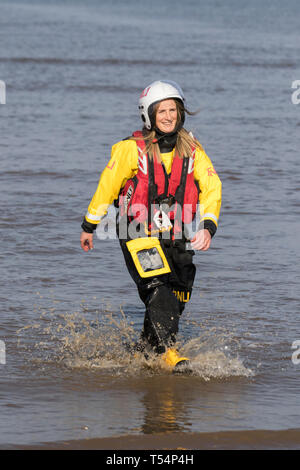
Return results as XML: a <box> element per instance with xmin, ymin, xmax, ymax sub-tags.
<box><xmin>124</xmin><ymin>184</ymin><xmax>134</xmax><ymax>212</ymax></box>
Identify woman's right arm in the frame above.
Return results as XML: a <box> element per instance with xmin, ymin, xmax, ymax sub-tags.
<box><xmin>80</xmin><ymin>139</ymin><xmax>138</xmax><ymax>251</ymax></box>
<box><xmin>80</xmin><ymin>231</ymin><xmax>94</xmax><ymax>251</ymax></box>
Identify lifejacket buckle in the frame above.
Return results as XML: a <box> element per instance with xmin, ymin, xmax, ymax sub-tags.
<box><xmin>156</xmin><ymin>195</ymin><xmax>175</xmax><ymax>207</ymax></box>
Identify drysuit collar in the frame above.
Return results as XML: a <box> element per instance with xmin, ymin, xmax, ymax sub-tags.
<box><xmin>154</xmin><ymin>124</ymin><xmax>182</xmax><ymax>153</ymax></box>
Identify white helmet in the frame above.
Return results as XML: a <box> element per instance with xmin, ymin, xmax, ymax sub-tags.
<box><xmin>139</xmin><ymin>80</ymin><xmax>185</xmax><ymax>130</ymax></box>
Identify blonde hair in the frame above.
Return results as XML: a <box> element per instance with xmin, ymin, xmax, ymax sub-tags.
<box><xmin>130</xmin><ymin>100</ymin><xmax>203</xmax><ymax>161</ymax></box>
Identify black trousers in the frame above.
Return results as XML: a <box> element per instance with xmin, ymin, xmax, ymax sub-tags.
<box><xmin>119</xmin><ymin>236</ymin><xmax>196</xmax><ymax>354</ymax></box>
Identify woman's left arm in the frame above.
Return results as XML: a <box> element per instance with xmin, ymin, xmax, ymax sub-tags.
<box><xmin>191</xmin><ymin>147</ymin><xmax>222</xmax><ymax>251</ymax></box>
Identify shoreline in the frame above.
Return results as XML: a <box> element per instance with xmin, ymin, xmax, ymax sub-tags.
<box><xmin>3</xmin><ymin>428</ymin><xmax>300</xmax><ymax>450</ymax></box>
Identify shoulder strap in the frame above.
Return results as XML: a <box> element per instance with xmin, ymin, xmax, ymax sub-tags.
<box><xmin>132</xmin><ymin>131</ymin><xmax>158</xmax><ymax>231</ymax></box>
<box><xmin>132</xmin><ymin>130</ymin><xmax>148</xmax><ymax>176</ymax></box>
<box><xmin>170</xmin><ymin>145</ymin><xmax>196</xmax><ymax>226</ymax></box>
<box><xmin>174</xmin><ymin>156</ymin><xmax>189</xmax><ymax>209</ymax></box>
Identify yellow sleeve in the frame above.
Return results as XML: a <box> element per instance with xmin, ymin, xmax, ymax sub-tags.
<box><xmin>85</xmin><ymin>139</ymin><xmax>138</xmax><ymax>224</ymax></box>
<box><xmin>193</xmin><ymin>147</ymin><xmax>222</xmax><ymax>227</ymax></box>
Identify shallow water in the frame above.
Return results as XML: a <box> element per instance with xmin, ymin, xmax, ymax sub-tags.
<box><xmin>0</xmin><ymin>0</ymin><xmax>300</xmax><ymax>449</ymax></box>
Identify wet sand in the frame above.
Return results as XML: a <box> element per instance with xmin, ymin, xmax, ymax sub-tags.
<box><xmin>5</xmin><ymin>429</ymin><xmax>300</xmax><ymax>450</ymax></box>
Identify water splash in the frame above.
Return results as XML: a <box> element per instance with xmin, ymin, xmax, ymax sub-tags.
<box><xmin>178</xmin><ymin>324</ymin><xmax>254</xmax><ymax>380</ymax></box>
<box><xmin>17</xmin><ymin>304</ymin><xmax>141</xmax><ymax>374</ymax></box>
<box><xmin>16</xmin><ymin>301</ymin><xmax>253</xmax><ymax>381</ymax></box>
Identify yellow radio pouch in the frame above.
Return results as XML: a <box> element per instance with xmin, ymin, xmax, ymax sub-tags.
<box><xmin>126</xmin><ymin>237</ymin><xmax>171</xmax><ymax>278</ymax></box>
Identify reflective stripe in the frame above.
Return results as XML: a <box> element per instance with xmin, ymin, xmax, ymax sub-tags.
<box><xmin>202</xmin><ymin>213</ymin><xmax>218</xmax><ymax>224</ymax></box>
<box><xmin>85</xmin><ymin>211</ymin><xmax>102</xmax><ymax>222</ymax></box>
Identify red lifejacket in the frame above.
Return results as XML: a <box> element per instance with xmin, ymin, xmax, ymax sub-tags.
<box><xmin>119</xmin><ymin>130</ymin><xmax>199</xmax><ymax>233</ymax></box>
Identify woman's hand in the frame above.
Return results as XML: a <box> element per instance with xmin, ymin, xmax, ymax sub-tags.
<box><xmin>191</xmin><ymin>229</ymin><xmax>212</xmax><ymax>251</ymax></box>
<box><xmin>80</xmin><ymin>231</ymin><xmax>94</xmax><ymax>252</ymax></box>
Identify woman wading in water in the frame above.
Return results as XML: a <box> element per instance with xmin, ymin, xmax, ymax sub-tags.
<box><xmin>80</xmin><ymin>80</ymin><xmax>222</xmax><ymax>371</ymax></box>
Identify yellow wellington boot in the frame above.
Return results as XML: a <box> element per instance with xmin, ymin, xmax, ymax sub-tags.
<box><xmin>161</xmin><ymin>348</ymin><xmax>190</xmax><ymax>371</ymax></box>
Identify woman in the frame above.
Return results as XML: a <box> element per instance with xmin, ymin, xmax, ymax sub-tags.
<box><xmin>80</xmin><ymin>80</ymin><xmax>222</xmax><ymax>370</ymax></box>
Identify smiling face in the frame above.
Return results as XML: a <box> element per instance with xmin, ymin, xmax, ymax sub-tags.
<box><xmin>155</xmin><ymin>99</ymin><xmax>178</xmax><ymax>133</ymax></box>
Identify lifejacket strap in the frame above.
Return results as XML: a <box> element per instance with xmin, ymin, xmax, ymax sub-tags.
<box><xmin>174</xmin><ymin>157</ymin><xmax>189</xmax><ymax>207</ymax></box>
